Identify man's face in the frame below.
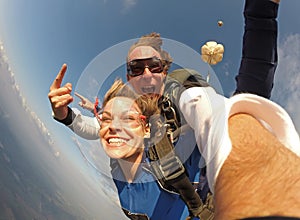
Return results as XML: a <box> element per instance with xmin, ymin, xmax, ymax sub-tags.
<box><xmin>127</xmin><ymin>46</ymin><xmax>167</xmax><ymax>96</ymax></box>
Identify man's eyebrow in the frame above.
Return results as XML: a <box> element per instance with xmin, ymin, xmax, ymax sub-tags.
<box><xmin>128</xmin><ymin>56</ymin><xmax>160</xmax><ymax>63</ymax></box>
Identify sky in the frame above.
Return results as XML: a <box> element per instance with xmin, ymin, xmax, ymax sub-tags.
<box><xmin>0</xmin><ymin>0</ymin><xmax>300</xmax><ymax>218</ymax></box>
<box><xmin>0</xmin><ymin>47</ymin><xmax>125</xmax><ymax>218</ymax></box>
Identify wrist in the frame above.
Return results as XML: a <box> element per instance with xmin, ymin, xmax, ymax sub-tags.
<box><xmin>53</xmin><ymin>107</ymin><xmax>75</xmax><ymax>125</ymax></box>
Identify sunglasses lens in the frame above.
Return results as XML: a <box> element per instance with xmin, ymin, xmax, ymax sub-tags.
<box><xmin>148</xmin><ymin>59</ymin><xmax>163</xmax><ymax>73</ymax></box>
<box><xmin>129</xmin><ymin>62</ymin><xmax>145</xmax><ymax>76</ymax></box>
<box><xmin>128</xmin><ymin>57</ymin><xmax>163</xmax><ymax>77</ymax></box>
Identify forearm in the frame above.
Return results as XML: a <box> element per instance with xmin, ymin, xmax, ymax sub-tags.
<box><xmin>214</xmin><ymin>113</ymin><xmax>300</xmax><ymax>219</ymax></box>
<box><xmin>54</xmin><ymin>107</ymin><xmax>100</xmax><ymax>140</ymax></box>
<box><xmin>235</xmin><ymin>0</ymin><xmax>279</xmax><ymax>98</ymax></box>
<box><xmin>180</xmin><ymin>89</ymin><xmax>300</xmax><ymax>193</ymax></box>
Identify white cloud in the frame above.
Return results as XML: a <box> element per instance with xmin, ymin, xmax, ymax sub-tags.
<box><xmin>0</xmin><ymin>41</ymin><xmax>126</xmax><ymax>219</ymax></box>
<box><xmin>71</xmin><ymin>136</ymin><xmax>111</xmax><ymax>177</ymax></box>
<box><xmin>272</xmin><ymin>33</ymin><xmax>300</xmax><ymax>133</ymax></box>
<box><xmin>121</xmin><ymin>0</ymin><xmax>138</xmax><ymax>13</ymax></box>
<box><xmin>0</xmin><ymin>42</ymin><xmax>57</xmax><ymax>153</ymax></box>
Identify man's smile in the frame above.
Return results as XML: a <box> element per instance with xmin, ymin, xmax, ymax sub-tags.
<box><xmin>141</xmin><ymin>85</ymin><xmax>155</xmax><ymax>93</ymax></box>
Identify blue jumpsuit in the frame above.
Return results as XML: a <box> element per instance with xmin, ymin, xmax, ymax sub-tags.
<box><xmin>112</xmin><ymin>144</ymin><xmax>202</xmax><ymax>220</ymax></box>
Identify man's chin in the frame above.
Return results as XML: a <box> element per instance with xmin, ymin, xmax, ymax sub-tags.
<box><xmin>143</xmin><ymin>93</ymin><xmax>161</xmax><ymax>98</ymax></box>
<box><xmin>140</xmin><ymin>88</ymin><xmax>160</xmax><ymax>96</ymax></box>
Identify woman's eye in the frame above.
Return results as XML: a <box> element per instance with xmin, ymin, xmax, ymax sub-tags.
<box><xmin>102</xmin><ymin>117</ymin><xmax>112</xmax><ymax>122</ymax></box>
<box><xmin>122</xmin><ymin>115</ymin><xmax>136</xmax><ymax>122</ymax></box>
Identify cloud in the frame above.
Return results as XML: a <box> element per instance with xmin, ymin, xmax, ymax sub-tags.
<box><xmin>121</xmin><ymin>0</ymin><xmax>138</xmax><ymax>13</ymax></box>
<box><xmin>71</xmin><ymin>136</ymin><xmax>112</xmax><ymax>178</ymax></box>
<box><xmin>70</xmin><ymin>136</ymin><xmax>120</xmax><ymax>205</ymax></box>
<box><xmin>272</xmin><ymin>33</ymin><xmax>300</xmax><ymax>133</ymax></box>
<box><xmin>0</xmin><ymin>41</ymin><xmax>56</xmax><ymax>152</ymax></box>
<box><xmin>0</xmin><ymin>42</ymin><xmax>126</xmax><ymax>219</ymax></box>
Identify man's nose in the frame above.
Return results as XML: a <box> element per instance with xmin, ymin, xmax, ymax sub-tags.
<box><xmin>143</xmin><ymin>67</ymin><xmax>153</xmax><ymax>79</ymax></box>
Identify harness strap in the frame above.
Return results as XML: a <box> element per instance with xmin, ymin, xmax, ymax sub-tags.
<box><xmin>186</xmin><ymin>192</ymin><xmax>215</xmax><ymax>220</ymax></box>
<box><xmin>122</xmin><ymin>208</ymin><xmax>150</xmax><ymax>220</ymax></box>
<box><xmin>147</xmin><ymin>116</ymin><xmax>206</xmax><ymax>218</ymax></box>
<box><xmin>146</xmin><ymin>69</ymin><xmax>214</xmax><ymax>219</ymax></box>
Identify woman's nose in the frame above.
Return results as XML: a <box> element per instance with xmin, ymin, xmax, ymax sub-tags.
<box><xmin>109</xmin><ymin>118</ymin><xmax>122</xmax><ymax>131</ymax></box>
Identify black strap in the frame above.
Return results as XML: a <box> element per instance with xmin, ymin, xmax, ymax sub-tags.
<box><xmin>147</xmin><ymin>69</ymin><xmax>214</xmax><ymax>218</ymax></box>
<box><xmin>122</xmin><ymin>208</ymin><xmax>150</xmax><ymax>220</ymax></box>
<box><xmin>146</xmin><ymin>116</ymin><xmax>205</xmax><ymax>218</ymax></box>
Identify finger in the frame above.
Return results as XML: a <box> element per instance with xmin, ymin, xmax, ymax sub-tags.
<box><xmin>51</xmin><ymin>94</ymin><xmax>74</xmax><ymax>108</ymax></box>
<box><xmin>54</xmin><ymin>98</ymin><xmax>73</xmax><ymax>109</ymax></box>
<box><xmin>65</xmin><ymin>82</ymin><xmax>72</xmax><ymax>91</ymax></box>
<box><xmin>74</xmin><ymin>92</ymin><xmax>86</xmax><ymax>101</ymax></box>
<box><xmin>48</xmin><ymin>83</ymin><xmax>72</xmax><ymax>98</ymax></box>
<box><xmin>50</xmin><ymin>64</ymin><xmax>67</xmax><ymax>91</ymax></box>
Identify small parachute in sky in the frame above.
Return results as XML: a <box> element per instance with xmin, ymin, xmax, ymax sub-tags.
<box><xmin>201</xmin><ymin>41</ymin><xmax>224</xmax><ymax>65</ymax></box>
<box><xmin>201</xmin><ymin>41</ymin><xmax>224</xmax><ymax>82</ymax></box>
<box><xmin>217</xmin><ymin>20</ymin><xmax>223</xmax><ymax>27</ymax></box>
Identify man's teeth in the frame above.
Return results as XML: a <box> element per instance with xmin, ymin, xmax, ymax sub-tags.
<box><xmin>109</xmin><ymin>138</ymin><xmax>126</xmax><ymax>144</ymax></box>
<box><xmin>142</xmin><ymin>86</ymin><xmax>155</xmax><ymax>93</ymax></box>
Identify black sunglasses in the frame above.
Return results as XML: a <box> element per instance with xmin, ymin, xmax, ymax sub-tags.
<box><xmin>127</xmin><ymin>57</ymin><xmax>164</xmax><ymax>77</ymax></box>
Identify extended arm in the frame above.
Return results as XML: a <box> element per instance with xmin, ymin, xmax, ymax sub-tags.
<box><xmin>48</xmin><ymin>64</ymin><xmax>100</xmax><ymax>140</ymax></box>
<box><xmin>75</xmin><ymin>92</ymin><xmax>95</xmax><ymax>112</ymax></box>
<box><xmin>179</xmin><ymin>86</ymin><xmax>300</xmax><ymax>218</ymax></box>
<box><xmin>234</xmin><ymin>0</ymin><xmax>279</xmax><ymax>99</ymax></box>
<box><xmin>214</xmin><ymin>113</ymin><xmax>300</xmax><ymax>219</ymax></box>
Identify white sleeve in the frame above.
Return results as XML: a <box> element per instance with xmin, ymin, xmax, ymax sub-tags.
<box><xmin>179</xmin><ymin>88</ymin><xmax>300</xmax><ymax>193</ymax></box>
<box><xmin>179</xmin><ymin>87</ymin><xmax>230</xmax><ymax>193</ymax></box>
<box><xmin>67</xmin><ymin>108</ymin><xmax>100</xmax><ymax>140</ymax></box>
<box><xmin>227</xmin><ymin>94</ymin><xmax>300</xmax><ymax>156</ymax></box>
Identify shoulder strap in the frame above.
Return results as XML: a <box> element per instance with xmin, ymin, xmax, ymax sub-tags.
<box><xmin>167</xmin><ymin>68</ymin><xmax>209</xmax><ymax>90</ymax></box>
<box><xmin>146</xmin><ymin>69</ymin><xmax>214</xmax><ymax>218</ymax></box>
<box><xmin>146</xmin><ymin>115</ymin><xmax>205</xmax><ymax>218</ymax></box>
<box><xmin>163</xmin><ymin>68</ymin><xmax>210</xmax><ymax>127</ymax></box>
<box><xmin>168</xmin><ymin>68</ymin><xmax>199</xmax><ymax>83</ymax></box>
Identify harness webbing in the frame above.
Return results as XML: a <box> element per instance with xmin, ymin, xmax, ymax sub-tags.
<box><xmin>146</xmin><ymin>115</ymin><xmax>205</xmax><ymax>218</ymax></box>
<box><xmin>146</xmin><ymin>69</ymin><xmax>214</xmax><ymax>219</ymax></box>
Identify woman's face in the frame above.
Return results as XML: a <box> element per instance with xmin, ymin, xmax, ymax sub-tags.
<box><xmin>99</xmin><ymin>96</ymin><xmax>148</xmax><ymax>162</ymax></box>
<box><xmin>127</xmin><ymin>46</ymin><xmax>167</xmax><ymax>97</ymax></box>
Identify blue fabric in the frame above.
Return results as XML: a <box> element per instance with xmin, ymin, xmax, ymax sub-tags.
<box><xmin>111</xmin><ymin>141</ymin><xmax>201</xmax><ymax>220</ymax></box>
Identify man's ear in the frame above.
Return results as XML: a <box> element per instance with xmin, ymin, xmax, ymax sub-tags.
<box><xmin>144</xmin><ymin>125</ymin><xmax>150</xmax><ymax>138</ymax></box>
<box><xmin>126</xmin><ymin>74</ymin><xmax>130</xmax><ymax>81</ymax></box>
<box><xmin>163</xmin><ymin>69</ymin><xmax>168</xmax><ymax>76</ymax></box>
